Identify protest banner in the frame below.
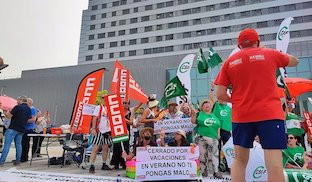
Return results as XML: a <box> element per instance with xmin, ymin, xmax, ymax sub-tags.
<box><xmin>82</xmin><ymin>103</ymin><xmax>96</xmax><ymax>116</ymax></box>
<box><xmin>303</xmin><ymin>112</ymin><xmax>312</xmax><ymax>140</ymax></box>
<box><xmin>136</xmin><ymin>146</ymin><xmax>199</xmax><ymax>162</ymax></box>
<box><xmin>104</xmin><ymin>93</ymin><xmax>128</xmax><ymax>143</ymax></box>
<box><xmin>153</xmin><ymin>118</ymin><xmax>196</xmax><ymax>134</ymax></box>
<box><xmin>117</xmin><ymin>68</ymin><xmax>130</xmax><ymax>102</ymax></box>
<box><xmin>135</xmin><ymin>160</ymin><xmax>199</xmax><ymax>181</ymax></box>
<box><xmin>70</xmin><ymin>68</ymin><xmax>105</xmax><ymax>134</ymax></box>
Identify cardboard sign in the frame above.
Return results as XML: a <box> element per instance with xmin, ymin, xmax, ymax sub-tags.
<box><xmin>136</xmin><ymin>146</ymin><xmax>199</xmax><ymax>162</ymax></box>
<box><xmin>135</xmin><ymin>160</ymin><xmax>198</xmax><ymax>181</ymax></box>
<box><xmin>82</xmin><ymin>103</ymin><xmax>96</xmax><ymax>116</ymax></box>
<box><xmin>117</xmin><ymin>68</ymin><xmax>130</xmax><ymax>102</ymax></box>
<box><xmin>303</xmin><ymin>112</ymin><xmax>312</xmax><ymax>140</ymax></box>
<box><xmin>104</xmin><ymin>94</ymin><xmax>128</xmax><ymax>143</ymax></box>
<box><xmin>154</xmin><ymin>118</ymin><xmax>196</xmax><ymax>134</ymax></box>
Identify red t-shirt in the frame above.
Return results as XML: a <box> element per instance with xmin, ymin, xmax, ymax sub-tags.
<box><xmin>215</xmin><ymin>47</ymin><xmax>289</xmax><ymax>123</ymax></box>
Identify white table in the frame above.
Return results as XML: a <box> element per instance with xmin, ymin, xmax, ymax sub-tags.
<box><xmin>28</xmin><ymin>133</ymin><xmax>66</xmax><ymax>166</ymax></box>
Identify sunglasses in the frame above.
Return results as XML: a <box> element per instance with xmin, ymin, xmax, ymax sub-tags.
<box><xmin>288</xmin><ymin>137</ymin><xmax>295</xmax><ymax>139</ymax></box>
<box><xmin>123</xmin><ymin>102</ymin><xmax>130</xmax><ymax>104</ymax></box>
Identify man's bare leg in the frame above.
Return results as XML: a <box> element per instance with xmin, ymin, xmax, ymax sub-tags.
<box><xmin>264</xmin><ymin>149</ymin><xmax>285</xmax><ymax>182</ymax></box>
<box><xmin>231</xmin><ymin>145</ymin><xmax>250</xmax><ymax>182</ymax></box>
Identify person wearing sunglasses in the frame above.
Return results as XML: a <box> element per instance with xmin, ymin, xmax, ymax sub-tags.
<box><xmin>282</xmin><ymin>134</ymin><xmax>305</xmax><ymax>169</ymax></box>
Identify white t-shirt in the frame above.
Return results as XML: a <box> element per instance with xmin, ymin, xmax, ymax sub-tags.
<box><xmin>93</xmin><ymin>105</ymin><xmax>111</xmax><ymax>133</ymax></box>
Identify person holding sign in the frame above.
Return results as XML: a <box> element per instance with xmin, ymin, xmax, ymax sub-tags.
<box><xmin>214</xmin><ymin>28</ymin><xmax>298</xmax><ymax>182</ymax></box>
<box><xmin>89</xmin><ymin>95</ymin><xmax>112</xmax><ymax>173</ymax></box>
<box><xmin>191</xmin><ymin>99</ymin><xmax>222</xmax><ymax>178</ymax></box>
<box><xmin>283</xmin><ymin>134</ymin><xmax>305</xmax><ymax>169</ymax></box>
<box><xmin>160</xmin><ymin>129</ymin><xmax>189</xmax><ymax>147</ymax></box>
<box><xmin>122</xmin><ymin>127</ymin><xmax>157</xmax><ymax>161</ymax></box>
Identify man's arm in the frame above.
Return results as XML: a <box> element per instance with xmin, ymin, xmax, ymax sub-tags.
<box><xmin>286</xmin><ymin>54</ymin><xmax>298</xmax><ymax>67</ymax></box>
<box><xmin>216</xmin><ymin>85</ymin><xmax>231</xmax><ymax>103</ymax></box>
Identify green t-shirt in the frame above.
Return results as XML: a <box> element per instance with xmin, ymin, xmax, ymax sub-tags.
<box><xmin>212</xmin><ymin>102</ymin><xmax>232</xmax><ymax>132</ymax></box>
<box><xmin>195</xmin><ymin>111</ymin><xmax>221</xmax><ymax>139</ymax></box>
<box><xmin>286</xmin><ymin>113</ymin><xmax>304</xmax><ymax>137</ymax></box>
<box><xmin>282</xmin><ymin>146</ymin><xmax>305</xmax><ymax>167</ymax></box>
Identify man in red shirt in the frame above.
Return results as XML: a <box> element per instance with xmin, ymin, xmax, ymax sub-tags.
<box><xmin>215</xmin><ymin>28</ymin><xmax>298</xmax><ymax>182</ymax></box>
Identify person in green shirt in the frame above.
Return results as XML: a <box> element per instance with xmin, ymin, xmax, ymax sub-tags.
<box><xmin>212</xmin><ymin>100</ymin><xmax>232</xmax><ymax>143</ymax></box>
<box><xmin>191</xmin><ymin>98</ymin><xmax>222</xmax><ymax>179</ymax></box>
<box><xmin>283</xmin><ymin>134</ymin><xmax>305</xmax><ymax>169</ymax></box>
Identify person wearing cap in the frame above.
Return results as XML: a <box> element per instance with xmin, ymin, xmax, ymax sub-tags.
<box><xmin>160</xmin><ymin>129</ymin><xmax>189</xmax><ymax>147</ymax></box>
<box><xmin>190</xmin><ymin>98</ymin><xmax>222</xmax><ymax>178</ymax></box>
<box><xmin>0</xmin><ymin>96</ymin><xmax>31</xmax><ymax>166</ymax></box>
<box><xmin>214</xmin><ymin>28</ymin><xmax>298</xmax><ymax>182</ymax></box>
<box><xmin>141</xmin><ymin>96</ymin><xmax>160</xmax><ymax>129</ymax></box>
<box><xmin>163</xmin><ymin>100</ymin><xmax>184</xmax><ymax>119</ymax></box>
<box><xmin>122</xmin><ymin>127</ymin><xmax>157</xmax><ymax>161</ymax></box>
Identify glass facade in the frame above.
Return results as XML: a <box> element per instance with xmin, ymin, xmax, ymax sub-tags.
<box><xmin>166</xmin><ymin>56</ymin><xmax>312</xmax><ymax>107</ymax></box>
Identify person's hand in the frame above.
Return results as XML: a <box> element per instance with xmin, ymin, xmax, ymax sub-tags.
<box><xmin>92</xmin><ymin>129</ymin><xmax>97</xmax><ymax>136</ymax></box>
<box><xmin>211</xmin><ymin>81</ymin><xmax>215</xmax><ymax>89</ymax></box>
<box><xmin>122</xmin><ymin>151</ymin><xmax>127</xmax><ymax>160</ymax></box>
<box><xmin>160</xmin><ymin>129</ymin><xmax>165</xmax><ymax>139</ymax></box>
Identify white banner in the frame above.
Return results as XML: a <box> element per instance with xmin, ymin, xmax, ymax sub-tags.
<box><xmin>276</xmin><ymin>17</ymin><xmax>293</xmax><ymax>53</ymax></box>
<box><xmin>176</xmin><ymin>54</ymin><xmax>195</xmax><ymax>104</ymax></box>
<box><xmin>82</xmin><ymin>103</ymin><xmax>96</xmax><ymax>116</ymax></box>
<box><xmin>154</xmin><ymin>118</ymin><xmax>196</xmax><ymax>134</ymax></box>
<box><xmin>135</xmin><ymin>160</ymin><xmax>198</xmax><ymax>181</ymax></box>
<box><xmin>136</xmin><ymin>146</ymin><xmax>199</xmax><ymax>162</ymax></box>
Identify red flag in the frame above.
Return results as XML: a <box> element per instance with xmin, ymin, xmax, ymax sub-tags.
<box><xmin>104</xmin><ymin>94</ymin><xmax>129</xmax><ymax>143</ymax></box>
<box><xmin>111</xmin><ymin>60</ymin><xmax>148</xmax><ymax>104</ymax></box>
<box><xmin>117</xmin><ymin>68</ymin><xmax>130</xmax><ymax>102</ymax></box>
<box><xmin>70</xmin><ymin>68</ymin><xmax>104</xmax><ymax>134</ymax></box>
<box><xmin>303</xmin><ymin>112</ymin><xmax>312</xmax><ymax>141</ymax></box>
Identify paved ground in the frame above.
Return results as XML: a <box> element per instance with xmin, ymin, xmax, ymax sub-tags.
<box><xmin>0</xmin><ymin>140</ymin><xmax>231</xmax><ymax>182</ymax></box>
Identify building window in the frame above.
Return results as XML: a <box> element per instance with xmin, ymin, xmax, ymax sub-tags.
<box><xmin>134</xmin><ymin>7</ymin><xmax>138</xmax><ymax>13</ymax></box>
<box><xmin>120</xmin><ymin>41</ymin><xmax>125</xmax><ymax>46</ymax></box>
<box><xmin>165</xmin><ymin>46</ymin><xmax>174</xmax><ymax>52</ymax></box>
<box><xmin>86</xmin><ymin>55</ymin><xmax>93</xmax><ymax>61</ymax></box>
<box><xmin>221</xmin><ymin>26</ymin><xmax>231</xmax><ymax>33</ymax></box>
<box><xmin>130</xmin><ymin>18</ymin><xmax>138</xmax><ymax>24</ymax></box>
<box><xmin>118</xmin><ymin>30</ymin><xmax>125</xmax><ymax>36</ymax></box>
<box><xmin>156</xmin><ymin>24</ymin><xmax>162</xmax><ymax>30</ymax></box>
<box><xmin>193</xmin><ymin>42</ymin><xmax>202</xmax><ymax>49</ymax></box>
<box><xmin>145</xmin><ymin>5</ymin><xmax>153</xmax><ymax>10</ymax></box>
<box><xmin>102</xmin><ymin>4</ymin><xmax>107</xmax><ymax>9</ymax></box>
<box><xmin>207</xmin><ymin>28</ymin><xmax>216</xmax><ymax>35</ymax></box>
<box><xmin>108</xmin><ymin>32</ymin><xmax>115</xmax><ymax>37</ymax></box>
<box><xmin>144</xmin><ymin>49</ymin><xmax>152</xmax><ymax>54</ymax></box>
<box><xmin>251</xmin><ymin>9</ymin><xmax>262</xmax><ymax>16</ymax></box>
<box><xmin>224</xmin><ymin>13</ymin><xmax>235</xmax><ymax>20</ymax></box>
<box><xmin>257</xmin><ymin>21</ymin><xmax>268</xmax><ymax>28</ymax></box>
<box><xmin>90</xmin><ymin>25</ymin><xmax>95</xmax><ymax>30</ymax></box>
<box><xmin>183</xmin><ymin>32</ymin><xmax>191</xmax><ymax>38</ymax></box>
<box><xmin>284</xmin><ymin>4</ymin><xmax>296</xmax><ymax>11</ymax></box>
<box><xmin>207</xmin><ymin>41</ymin><xmax>216</xmax><ymax>47</ymax></box>
<box><xmin>196</xmin><ymin>30</ymin><xmax>206</xmax><ymax>36</ymax></box>
<box><xmin>220</xmin><ymin>2</ymin><xmax>229</xmax><ymax>9</ymax></box>
<box><xmin>99</xmin><ymin>43</ymin><xmax>104</xmax><ymax>49</ymax></box>
<box><xmin>183</xmin><ymin>44</ymin><xmax>192</xmax><ymax>50</ymax></box>
<box><xmin>210</xmin><ymin>16</ymin><xmax>220</xmax><ymax>22</ymax></box>
<box><xmin>129</xmin><ymin>50</ymin><xmax>136</xmax><ymax>56</ymax></box>
<box><xmin>156</xmin><ymin>13</ymin><xmax>164</xmax><ymax>19</ymax></box>
<box><xmin>268</xmin><ymin>7</ymin><xmax>280</xmax><ymax>14</ymax></box>
<box><xmin>112</xmin><ymin>11</ymin><xmax>116</xmax><ymax>17</ymax></box>
<box><xmin>165</xmin><ymin>34</ymin><xmax>173</xmax><ymax>40</ymax></box>
<box><xmin>90</xmin><ymin>15</ymin><xmax>96</xmax><ymax>20</ymax></box>
<box><xmin>166</xmin><ymin>1</ymin><xmax>174</xmax><ymax>7</ymax></box>
<box><xmin>122</xmin><ymin>9</ymin><xmax>130</xmax><ymax>15</ymax></box>
<box><xmin>110</xmin><ymin>42</ymin><xmax>117</xmax><ymax>47</ymax></box>
<box><xmin>100</xmin><ymin>23</ymin><xmax>105</xmax><ymax>28</ymax></box>
<box><xmin>89</xmin><ymin>35</ymin><xmax>94</xmax><ymax>40</ymax></box>
<box><xmin>101</xmin><ymin>13</ymin><xmax>106</xmax><ymax>18</ymax></box>
<box><xmin>156</xmin><ymin>36</ymin><xmax>163</xmax><ymax>42</ymax></box>
<box><xmin>130</xmin><ymin>28</ymin><xmax>137</xmax><ymax>34</ymax></box>
<box><xmin>182</xmin><ymin>9</ymin><xmax>191</xmax><ymax>15</ymax></box>
<box><xmin>120</xmin><ymin>51</ymin><xmax>125</xmax><ymax>57</ymax></box>
<box><xmin>91</xmin><ymin>5</ymin><xmax>98</xmax><ymax>10</ymax></box>
<box><xmin>98</xmin><ymin>54</ymin><xmax>103</xmax><ymax>60</ymax></box>
<box><xmin>168</xmin><ymin>22</ymin><xmax>177</xmax><ymax>28</ymax></box>
<box><xmin>112</xmin><ymin>1</ymin><xmax>119</xmax><ymax>7</ymax></box>
<box><xmin>222</xmin><ymin>39</ymin><xmax>232</xmax><ymax>46</ymax></box>
<box><xmin>98</xmin><ymin>33</ymin><xmax>105</xmax><ymax>39</ymax></box>
<box><xmin>88</xmin><ymin>45</ymin><xmax>94</xmax><ymax>50</ymax></box>
<box><xmin>111</xmin><ymin>21</ymin><xmax>116</xmax><ymax>27</ymax></box>
<box><xmin>178</xmin><ymin>0</ymin><xmax>188</xmax><ymax>5</ymax></box>
<box><xmin>144</xmin><ymin>26</ymin><xmax>153</xmax><ymax>32</ymax></box>
<box><xmin>120</xmin><ymin>0</ymin><xmax>127</xmax><ymax>5</ymax></box>
<box><xmin>141</xmin><ymin>16</ymin><xmax>150</xmax><ymax>22</ymax></box>
<box><xmin>153</xmin><ymin>47</ymin><xmax>164</xmax><ymax>53</ymax></box>
<box><xmin>206</xmin><ymin>5</ymin><xmax>215</xmax><ymax>11</ymax></box>
<box><xmin>192</xmin><ymin>7</ymin><xmax>200</xmax><ymax>14</ymax></box>
<box><xmin>193</xmin><ymin>19</ymin><xmax>201</xmax><ymax>25</ymax></box>
<box><xmin>157</xmin><ymin>3</ymin><xmax>164</xmax><ymax>8</ymax></box>
<box><xmin>109</xmin><ymin>53</ymin><xmax>114</xmax><ymax>58</ymax></box>
<box><xmin>134</xmin><ymin>0</ymin><xmax>141</xmax><ymax>2</ymax></box>
<box><xmin>129</xmin><ymin>39</ymin><xmax>137</xmax><ymax>45</ymax></box>
<box><xmin>119</xmin><ymin>19</ymin><xmax>126</xmax><ymax>25</ymax></box>
<box><xmin>178</xmin><ymin>21</ymin><xmax>188</xmax><ymax>27</ymax></box>
<box><xmin>241</xmin><ymin>11</ymin><xmax>250</xmax><ymax>18</ymax></box>
<box><xmin>166</xmin><ymin>12</ymin><xmax>173</xmax><ymax>18</ymax></box>
<box><xmin>141</xmin><ymin>37</ymin><xmax>149</xmax><ymax>43</ymax></box>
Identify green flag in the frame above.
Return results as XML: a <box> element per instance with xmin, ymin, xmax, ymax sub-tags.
<box><xmin>160</xmin><ymin>76</ymin><xmax>187</xmax><ymax>108</ymax></box>
<box><xmin>207</xmin><ymin>47</ymin><xmax>222</xmax><ymax>69</ymax></box>
<box><xmin>276</xmin><ymin>69</ymin><xmax>291</xmax><ymax>100</ymax></box>
<box><xmin>197</xmin><ymin>48</ymin><xmax>208</xmax><ymax>74</ymax></box>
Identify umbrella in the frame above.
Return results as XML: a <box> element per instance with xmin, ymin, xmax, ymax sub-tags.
<box><xmin>278</xmin><ymin>77</ymin><xmax>312</xmax><ymax>98</ymax></box>
<box><xmin>0</xmin><ymin>95</ymin><xmax>17</xmax><ymax>111</ymax></box>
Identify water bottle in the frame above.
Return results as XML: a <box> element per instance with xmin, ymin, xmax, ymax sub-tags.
<box><xmin>116</xmin><ymin>173</ymin><xmax>121</xmax><ymax>182</ymax></box>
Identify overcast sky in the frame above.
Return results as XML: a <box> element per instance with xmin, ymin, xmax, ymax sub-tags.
<box><xmin>0</xmin><ymin>0</ymin><xmax>88</xmax><ymax>79</ymax></box>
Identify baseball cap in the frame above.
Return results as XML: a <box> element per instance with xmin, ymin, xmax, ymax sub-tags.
<box><xmin>238</xmin><ymin>28</ymin><xmax>259</xmax><ymax>48</ymax></box>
